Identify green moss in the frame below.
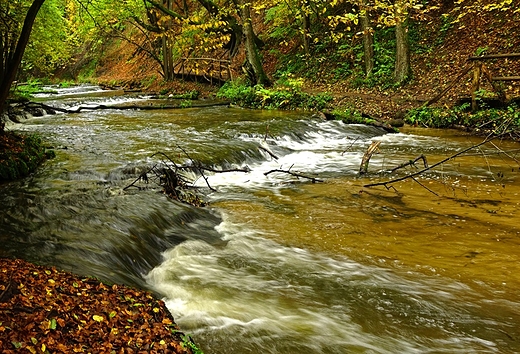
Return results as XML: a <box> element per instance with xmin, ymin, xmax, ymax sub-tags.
<box><xmin>0</xmin><ymin>132</ymin><xmax>54</xmax><ymax>181</ymax></box>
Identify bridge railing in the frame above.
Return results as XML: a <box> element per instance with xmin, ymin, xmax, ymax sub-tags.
<box><xmin>174</xmin><ymin>58</ymin><xmax>233</xmax><ymax>85</ymax></box>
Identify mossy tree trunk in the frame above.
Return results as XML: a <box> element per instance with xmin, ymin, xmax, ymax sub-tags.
<box><xmin>239</xmin><ymin>0</ymin><xmax>270</xmax><ymax>86</ymax></box>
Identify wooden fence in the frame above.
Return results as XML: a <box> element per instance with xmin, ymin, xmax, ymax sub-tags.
<box><xmin>425</xmin><ymin>52</ymin><xmax>520</xmax><ymax>110</ymax></box>
<box><xmin>467</xmin><ymin>53</ymin><xmax>520</xmax><ymax>110</ymax></box>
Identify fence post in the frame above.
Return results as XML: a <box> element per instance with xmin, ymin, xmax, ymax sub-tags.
<box><xmin>471</xmin><ymin>61</ymin><xmax>482</xmax><ymax>111</ymax></box>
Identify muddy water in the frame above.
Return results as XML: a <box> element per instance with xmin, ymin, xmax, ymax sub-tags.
<box><xmin>2</xmin><ymin>87</ymin><xmax>520</xmax><ymax>353</ymax></box>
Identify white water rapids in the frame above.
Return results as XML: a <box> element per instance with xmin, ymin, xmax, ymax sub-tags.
<box><xmin>2</xmin><ymin>85</ymin><xmax>518</xmax><ymax>353</ymax></box>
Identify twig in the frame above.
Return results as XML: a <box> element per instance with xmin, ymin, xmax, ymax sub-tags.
<box><xmin>123</xmin><ymin>164</ymin><xmax>157</xmax><ymax>191</ymax></box>
<box><xmin>258</xmin><ymin>142</ymin><xmax>279</xmax><ymax>160</ymax></box>
<box><xmin>264</xmin><ymin>168</ymin><xmax>323</xmax><ymax>183</ymax></box>
<box><xmin>390</xmin><ymin>154</ymin><xmax>428</xmax><ymax>173</ymax></box>
<box><xmin>341</xmin><ymin>137</ymin><xmax>360</xmax><ymax>155</ymax></box>
<box><xmin>175</xmin><ymin>145</ymin><xmax>216</xmax><ymax>192</ymax></box>
<box><xmin>200</xmin><ymin>166</ymin><xmax>250</xmax><ymax>173</ymax></box>
<box><xmin>364</xmin><ymin>133</ymin><xmax>506</xmax><ymax>188</ymax></box>
<box><xmin>489</xmin><ymin>141</ymin><xmax>520</xmax><ymax>164</ymax></box>
<box><xmin>411</xmin><ymin>176</ymin><xmax>438</xmax><ymax>196</ymax></box>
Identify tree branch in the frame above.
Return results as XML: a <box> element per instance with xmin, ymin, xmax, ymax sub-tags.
<box><xmin>364</xmin><ymin>133</ymin><xmax>506</xmax><ymax>188</ymax></box>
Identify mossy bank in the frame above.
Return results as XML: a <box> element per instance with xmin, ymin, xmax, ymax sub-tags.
<box><xmin>0</xmin><ymin>132</ymin><xmax>55</xmax><ymax>181</ymax></box>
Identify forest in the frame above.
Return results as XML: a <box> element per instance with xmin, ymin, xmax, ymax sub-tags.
<box><xmin>1</xmin><ymin>1</ymin><xmax>520</xmax><ymax>353</ymax></box>
<box><xmin>0</xmin><ymin>0</ymin><xmax>518</xmax><ymax>121</ymax></box>
<box><xmin>0</xmin><ymin>0</ymin><xmax>519</xmax><ymax>180</ymax></box>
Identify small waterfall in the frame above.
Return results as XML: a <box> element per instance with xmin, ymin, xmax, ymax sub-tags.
<box><xmin>2</xmin><ymin>87</ymin><xmax>519</xmax><ymax>353</ymax></box>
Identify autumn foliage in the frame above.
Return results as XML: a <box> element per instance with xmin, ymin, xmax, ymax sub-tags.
<box><xmin>0</xmin><ymin>258</ymin><xmax>194</xmax><ymax>354</ymax></box>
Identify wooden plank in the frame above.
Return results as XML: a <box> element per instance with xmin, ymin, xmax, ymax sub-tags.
<box><xmin>468</xmin><ymin>53</ymin><xmax>520</xmax><ymax>61</ymax></box>
<box><xmin>491</xmin><ymin>76</ymin><xmax>520</xmax><ymax>81</ymax></box>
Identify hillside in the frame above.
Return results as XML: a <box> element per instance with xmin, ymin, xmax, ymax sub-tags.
<box><xmin>76</xmin><ymin>2</ymin><xmax>520</xmax><ymax>121</ymax></box>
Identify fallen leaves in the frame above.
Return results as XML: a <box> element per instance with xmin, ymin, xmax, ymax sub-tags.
<box><xmin>0</xmin><ymin>258</ymin><xmax>194</xmax><ymax>353</ymax></box>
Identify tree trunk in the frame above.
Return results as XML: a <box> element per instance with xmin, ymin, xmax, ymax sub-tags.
<box><xmin>300</xmin><ymin>0</ymin><xmax>311</xmax><ymax>56</ymax></box>
<box><xmin>360</xmin><ymin>8</ymin><xmax>374</xmax><ymax>77</ymax></box>
<box><xmin>239</xmin><ymin>0</ymin><xmax>270</xmax><ymax>86</ymax></box>
<box><xmin>0</xmin><ymin>0</ymin><xmax>46</xmax><ymax>117</ymax></box>
<box><xmin>162</xmin><ymin>0</ymin><xmax>174</xmax><ymax>81</ymax></box>
<box><xmin>394</xmin><ymin>17</ymin><xmax>410</xmax><ymax>84</ymax></box>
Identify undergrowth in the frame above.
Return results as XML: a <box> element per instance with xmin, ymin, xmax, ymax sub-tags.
<box><xmin>217</xmin><ymin>79</ymin><xmax>333</xmax><ymax>110</ymax></box>
<box><xmin>405</xmin><ymin>104</ymin><xmax>520</xmax><ymax>134</ymax></box>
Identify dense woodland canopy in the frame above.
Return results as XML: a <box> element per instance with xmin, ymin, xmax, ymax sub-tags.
<box><xmin>1</xmin><ymin>0</ymin><xmax>519</xmax><ymax>117</ymax></box>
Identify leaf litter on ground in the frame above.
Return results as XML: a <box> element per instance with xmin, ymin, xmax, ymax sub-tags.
<box><xmin>0</xmin><ymin>258</ymin><xmax>195</xmax><ymax>353</ymax></box>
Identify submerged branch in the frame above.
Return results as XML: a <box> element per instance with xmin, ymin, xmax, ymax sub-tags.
<box><xmin>390</xmin><ymin>154</ymin><xmax>428</xmax><ymax>173</ymax></box>
<box><xmin>264</xmin><ymin>168</ymin><xmax>323</xmax><ymax>183</ymax></box>
<box><xmin>125</xmin><ymin>150</ymin><xmax>249</xmax><ymax>206</ymax></box>
<box><xmin>364</xmin><ymin>133</ymin><xmax>507</xmax><ymax>188</ymax></box>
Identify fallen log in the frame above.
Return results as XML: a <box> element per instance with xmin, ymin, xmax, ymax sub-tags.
<box><xmin>22</xmin><ymin>100</ymin><xmax>231</xmax><ymax>114</ymax></box>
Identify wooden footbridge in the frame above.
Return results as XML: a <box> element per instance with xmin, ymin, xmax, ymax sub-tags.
<box><xmin>426</xmin><ymin>52</ymin><xmax>520</xmax><ymax>110</ymax></box>
<box><xmin>170</xmin><ymin>57</ymin><xmax>234</xmax><ymax>85</ymax></box>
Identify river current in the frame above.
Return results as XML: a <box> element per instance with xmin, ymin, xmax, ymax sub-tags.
<box><xmin>1</xmin><ymin>86</ymin><xmax>519</xmax><ymax>353</ymax></box>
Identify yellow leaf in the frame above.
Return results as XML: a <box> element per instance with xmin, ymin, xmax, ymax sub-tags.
<box><xmin>92</xmin><ymin>315</ymin><xmax>104</xmax><ymax>322</ymax></box>
<box><xmin>41</xmin><ymin>344</ymin><xmax>46</xmax><ymax>352</ymax></box>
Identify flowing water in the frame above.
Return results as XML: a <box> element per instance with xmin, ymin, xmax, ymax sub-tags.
<box><xmin>1</xmin><ymin>86</ymin><xmax>519</xmax><ymax>353</ymax></box>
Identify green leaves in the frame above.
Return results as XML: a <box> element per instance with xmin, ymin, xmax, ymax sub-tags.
<box><xmin>218</xmin><ymin>80</ymin><xmax>332</xmax><ymax>110</ymax></box>
<box><xmin>49</xmin><ymin>318</ymin><xmax>57</xmax><ymax>330</ymax></box>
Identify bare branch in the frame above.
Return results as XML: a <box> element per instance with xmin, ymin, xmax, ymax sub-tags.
<box><xmin>364</xmin><ymin>133</ymin><xmax>507</xmax><ymax>188</ymax></box>
<box><xmin>264</xmin><ymin>169</ymin><xmax>323</xmax><ymax>183</ymax></box>
<box><xmin>390</xmin><ymin>154</ymin><xmax>428</xmax><ymax>173</ymax></box>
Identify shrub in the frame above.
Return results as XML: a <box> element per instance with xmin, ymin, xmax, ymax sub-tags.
<box><xmin>217</xmin><ymin>80</ymin><xmax>332</xmax><ymax>111</ymax></box>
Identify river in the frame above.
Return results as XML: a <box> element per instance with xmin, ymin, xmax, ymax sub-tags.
<box><xmin>1</xmin><ymin>85</ymin><xmax>519</xmax><ymax>353</ymax></box>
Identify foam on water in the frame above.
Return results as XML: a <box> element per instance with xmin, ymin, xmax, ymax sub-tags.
<box><xmin>146</xmin><ymin>214</ymin><xmax>501</xmax><ymax>354</ymax></box>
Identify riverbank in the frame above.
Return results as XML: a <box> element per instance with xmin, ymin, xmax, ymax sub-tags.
<box><xmin>0</xmin><ymin>258</ymin><xmax>198</xmax><ymax>353</ymax></box>
<box><xmin>0</xmin><ymin>131</ymin><xmax>54</xmax><ymax>181</ymax></box>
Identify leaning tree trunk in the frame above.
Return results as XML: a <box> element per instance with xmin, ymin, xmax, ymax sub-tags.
<box><xmin>393</xmin><ymin>16</ymin><xmax>411</xmax><ymax>84</ymax></box>
<box><xmin>360</xmin><ymin>8</ymin><xmax>374</xmax><ymax>77</ymax></box>
<box><xmin>0</xmin><ymin>0</ymin><xmax>46</xmax><ymax>118</ymax></box>
<box><xmin>239</xmin><ymin>0</ymin><xmax>270</xmax><ymax>86</ymax></box>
